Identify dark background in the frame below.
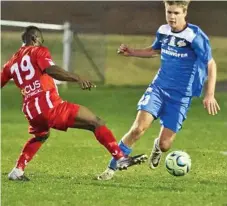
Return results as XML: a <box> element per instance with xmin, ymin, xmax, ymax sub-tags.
<box><xmin>1</xmin><ymin>1</ymin><xmax>227</xmax><ymax>36</ymax></box>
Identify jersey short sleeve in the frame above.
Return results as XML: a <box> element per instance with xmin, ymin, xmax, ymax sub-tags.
<box><xmin>191</xmin><ymin>31</ymin><xmax>212</xmax><ymax>65</ymax></box>
<box><xmin>36</xmin><ymin>47</ymin><xmax>55</xmax><ymax>72</ymax></box>
<box><xmin>151</xmin><ymin>31</ymin><xmax>162</xmax><ymax>50</ymax></box>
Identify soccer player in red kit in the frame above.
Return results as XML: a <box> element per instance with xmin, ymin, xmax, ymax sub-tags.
<box><xmin>1</xmin><ymin>26</ymin><xmax>147</xmax><ymax>181</ymax></box>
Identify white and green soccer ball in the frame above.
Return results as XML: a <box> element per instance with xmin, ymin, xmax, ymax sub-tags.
<box><xmin>165</xmin><ymin>151</ymin><xmax>191</xmax><ymax>176</ymax></box>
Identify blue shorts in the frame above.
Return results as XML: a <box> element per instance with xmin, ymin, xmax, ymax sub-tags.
<box><xmin>137</xmin><ymin>84</ymin><xmax>192</xmax><ymax>133</ymax></box>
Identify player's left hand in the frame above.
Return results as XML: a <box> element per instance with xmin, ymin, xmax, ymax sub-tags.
<box><xmin>203</xmin><ymin>94</ymin><xmax>220</xmax><ymax>115</ymax></box>
<box><xmin>78</xmin><ymin>79</ymin><xmax>96</xmax><ymax>90</ymax></box>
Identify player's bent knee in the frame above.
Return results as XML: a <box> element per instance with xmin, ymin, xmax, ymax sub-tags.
<box><xmin>159</xmin><ymin>139</ymin><xmax>171</xmax><ymax>152</ymax></box>
<box><xmin>88</xmin><ymin>117</ymin><xmax>106</xmax><ymax>132</ymax></box>
<box><xmin>95</xmin><ymin>117</ymin><xmax>105</xmax><ymax>127</ymax></box>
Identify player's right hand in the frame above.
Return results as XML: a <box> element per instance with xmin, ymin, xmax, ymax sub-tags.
<box><xmin>117</xmin><ymin>44</ymin><xmax>132</xmax><ymax>56</ymax></box>
<box><xmin>78</xmin><ymin>79</ymin><xmax>96</xmax><ymax>90</ymax></box>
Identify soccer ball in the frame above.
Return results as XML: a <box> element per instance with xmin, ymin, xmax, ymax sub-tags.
<box><xmin>165</xmin><ymin>151</ymin><xmax>191</xmax><ymax>176</ymax></box>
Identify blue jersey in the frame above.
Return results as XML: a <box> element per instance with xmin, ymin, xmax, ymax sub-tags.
<box><xmin>152</xmin><ymin>23</ymin><xmax>212</xmax><ymax>97</ymax></box>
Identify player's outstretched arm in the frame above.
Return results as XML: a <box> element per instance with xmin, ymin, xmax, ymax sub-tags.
<box><xmin>203</xmin><ymin>58</ymin><xmax>220</xmax><ymax>115</ymax></box>
<box><xmin>45</xmin><ymin>65</ymin><xmax>96</xmax><ymax>90</ymax></box>
<box><xmin>117</xmin><ymin>44</ymin><xmax>160</xmax><ymax>58</ymax></box>
<box><xmin>1</xmin><ymin>72</ymin><xmax>9</xmax><ymax>88</ymax></box>
<box><xmin>1</xmin><ymin>64</ymin><xmax>12</xmax><ymax>88</ymax></box>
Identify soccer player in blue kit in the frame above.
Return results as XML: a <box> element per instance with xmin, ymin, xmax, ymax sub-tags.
<box><xmin>97</xmin><ymin>0</ymin><xmax>220</xmax><ymax>180</ymax></box>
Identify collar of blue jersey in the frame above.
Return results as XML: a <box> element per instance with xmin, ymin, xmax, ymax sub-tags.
<box><xmin>171</xmin><ymin>23</ymin><xmax>188</xmax><ymax>34</ymax></box>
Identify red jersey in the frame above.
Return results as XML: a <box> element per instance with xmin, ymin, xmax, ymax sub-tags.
<box><xmin>1</xmin><ymin>46</ymin><xmax>62</xmax><ymax>120</ymax></box>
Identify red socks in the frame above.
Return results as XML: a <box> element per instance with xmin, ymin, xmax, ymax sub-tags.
<box><xmin>16</xmin><ymin>126</ymin><xmax>123</xmax><ymax>171</ymax></box>
<box><xmin>16</xmin><ymin>137</ymin><xmax>43</xmax><ymax>171</ymax></box>
<box><xmin>94</xmin><ymin>126</ymin><xmax>124</xmax><ymax>160</ymax></box>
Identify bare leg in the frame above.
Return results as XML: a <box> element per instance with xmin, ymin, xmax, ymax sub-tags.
<box><xmin>158</xmin><ymin>126</ymin><xmax>176</xmax><ymax>152</ymax></box>
<box><xmin>72</xmin><ymin>105</ymin><xmax>105</xmax><ymax>131</ymax></box>
<box><xmin>107</xmin><ymin>110</ymin><xmax>154</xmax><ymax>169</ymax></box>
<box><xmin>96</xmin><ymin>110</ymin><xmax>154</xmax><ymax>180</ymax></box>
<box><xmin>122</xmin><ymin>110</ymin><xmax>155</xmax><ymax>147</ymax></box>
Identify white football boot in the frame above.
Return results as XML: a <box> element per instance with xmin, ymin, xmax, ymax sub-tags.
<box><xmin>96</xmin><ymin>154</ymin><xmax>148</xmax><ymax>180</ymax></box>
<box><xmin>96</xmin><ymin>167</ymin><xmax>115</xmax><ymax>181</ymax></box>
<box><xmin>149</xmin><ymin>138</ymin><xmax>162</xmax><ymax>169</ymax></box>
<box><xmin>8</xmin><ymin>167</ymin><xmax>30</xmax><ymax>181</ymax></box>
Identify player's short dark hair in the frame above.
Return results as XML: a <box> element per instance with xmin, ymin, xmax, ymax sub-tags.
<box><xmin>21</xmin><ymin>26</ymin><xmax>42</xmax><ymax>43</ymax></box>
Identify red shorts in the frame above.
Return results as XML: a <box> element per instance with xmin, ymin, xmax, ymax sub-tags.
<box><xmin>28</xmin><ymin>101</ymin><xmax>80</xmax><ymax>137</ymax></box>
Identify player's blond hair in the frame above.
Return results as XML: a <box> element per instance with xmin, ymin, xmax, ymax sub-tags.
<box><xmin>164</xmin><ymin>1</ymin><xmax>190</xmax><ymax>12</ymax></box>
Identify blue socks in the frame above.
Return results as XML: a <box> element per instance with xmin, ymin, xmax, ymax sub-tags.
<box><xmin>108</xmin><ymin>141</ymin><xmax>132</xmax><ymax>170</ymax></box>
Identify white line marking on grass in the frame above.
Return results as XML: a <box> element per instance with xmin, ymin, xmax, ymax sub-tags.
<box><xmin>220</xmin><ymin>151</ymin><xmax>227</xmax><ymax>156</ymax></box>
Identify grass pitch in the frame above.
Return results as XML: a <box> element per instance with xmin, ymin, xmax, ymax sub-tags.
<box><xmin>1</xmin><ymin>84</ymin><xmax>227</xmax><ymax>206</ymax></box>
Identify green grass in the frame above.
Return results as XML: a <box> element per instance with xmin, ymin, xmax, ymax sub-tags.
<box><xmin>1</xmin><ymin>32</ymin><xmax>227</xmax><ymax>84</ymax></box>
<box><xmin>1</xmin><ymin>84</ymin><xmax>227</xmax><ymax>206</ymax></box>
